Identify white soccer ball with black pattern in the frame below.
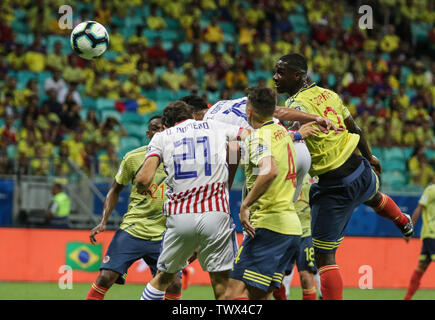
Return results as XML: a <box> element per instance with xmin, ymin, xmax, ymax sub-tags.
<box><xmin>70</xmin><ymin>21</ymin><xmax>109</xmax><ymax>60</ymax></box>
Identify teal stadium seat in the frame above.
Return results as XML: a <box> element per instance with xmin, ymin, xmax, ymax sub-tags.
<box><xmin>100</xmin><ymin>110</ymin><xmax>121</xmax><ymax>122</ymax></box>
<box><xmin>160</xmin><ymin>30</ymin><xmax>179</xmax><ymax>41</ymax></box>
<box><xmin>81</xmin><ymin>97</ymin><xmax>96</xmax><ymax>110</ymax></box>
<box><xmin>96</xmin><ymin>98</ymin><xmax>116</xmax><ymax>111</ymax></box>
<box><xmin>121</xmin><ymin>112</ymin><xmax>145</xmax><ymax>125</ymax></box>
<box><xmin>120</xmin><ymin>136</ymin><xmax>142</xmax><ymax>151</ymax></box>
<box><xmin>179</xmin><ymin>42</ymin><xmax>193</xmax><ymax>56</ymax></box>
<box><xmin>383</xmin><ymin>147</ymin><xmax>406</xmax><ymax>171</ymax></box>
<box><xmin>124</xmin><ymin>124</ymin><xmax>147</xmax><ymax>139</ymax></box>
<box><xmin>424</xmin><ymin>149</ymin><xmax>435</xmax><ymax>160</ymax></box>
<box><xmin>17</xmin><ymin>71</ymin><xmax>38</xmax><ymax>90</ymax></box>
<box><xmin>165</xmin><ymin>18</ymin><xmax>180</xmax><ymax>29</ymax></box>
<box><xmin>156</xmin><ymin>99</ymin><xmax>172</xmax><ymax>111</ymax></box>
<box><xmin>381</xmin><ymin>171</ymin><xmax>407</xmax><ymax>188</ymax></box>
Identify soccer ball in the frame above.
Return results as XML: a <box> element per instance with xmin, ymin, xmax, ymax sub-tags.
<box><xmin>70</xmin><ymin>21</ymin><xmax>109</xmax><ymax>60</ymax></box>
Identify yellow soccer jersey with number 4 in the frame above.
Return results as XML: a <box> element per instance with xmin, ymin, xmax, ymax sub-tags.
<box><xmin>244</xmin><ymin>121</ymin><xmax>302</xmax><ymax>236</ymax></box>
<box><xmin>285</xmin><ymin>83</ymin><xmax>360</xmax><ymax>177</ymax></box>
<box><xmin>115</xmin><ymin>146</ymin><xmax>167</xmax><ymax>241</ymax></box>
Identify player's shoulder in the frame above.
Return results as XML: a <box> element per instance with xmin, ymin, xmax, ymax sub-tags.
<box><xmin>425</xmin><ymin>184</ymin><xmax>435</xmax><ymax>194</ymax></box>
<box><xmin>123</xmin><ymin>145</ymin><xmax>149</xmax><ymax>162</ymax></box>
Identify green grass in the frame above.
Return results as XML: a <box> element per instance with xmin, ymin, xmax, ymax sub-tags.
<box><xmin>1</xmin><ymin>282</ymin><xmax>435</xmax><ymax>300</ymax></box>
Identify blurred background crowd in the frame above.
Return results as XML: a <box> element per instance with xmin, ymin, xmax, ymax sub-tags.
<box><xmin>0</xmin><ymin>0</ymin><xmax>434</xmax><ymax>189</ymax></box>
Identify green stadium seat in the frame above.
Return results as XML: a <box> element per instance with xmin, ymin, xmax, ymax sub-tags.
<box><xmin>156</xmin><ymin>99</ymin><xmax>172</xmax><ymax>111</ymax></box>
<box><xmin>142</xmin><ymin>89</ymin><xmax>158</xmax><ymax>101</ymax></box>
<box><xmin>156</xmin><ymin>88</ymin><xmax>175</xmax><ymax>100</ymax></box>
<box><xmin>289</xmin><ymin>14</ymin><xmax>308</xmax><ymax>27</ymax></box>
<box><xmin>120</xmin><ymin>136</ymin><xmax>141</xmax><ymax>151</ymax></box>
<box><xmin>402</xmin><ymin>147</ymin><xmax>413</xmax><ymax>159</ymax></box>
<box><xmin>218</xmin><ymin>22</ymin><xmax>235</xmax><ymax>34</ymax></box>
<box><xmin>96</xmin><ymin>98</ymin><xmax>116</xmax><ymax>111</ymax></box>
<box><xmin>11</xmin><ymin>21</ymin><xmax>29</xmax><ymax>33</ymax></box>
<box><xmin>384</xmin><ymin>147</ymin><xmax>405</xmax><ymax>162</ymax></box>
<box><xmin>17</xmin><ymin>71</ymin><xmax>38</xmax><ymax>90</ymax></box>
<box><xmin>179</xmin><ymin>42</ymin><xmax>193</xmax><ymax>56</ymax></box>
<box><xmin>381</xmin><ymin>171</ymin><xmax>408</xmax><ymax>188</ymax></box>
<box><xmin>383</xmin><ymin>160</ymin><xmax>406</xmax><ymax>171</ymax></box>
<box><xmin>124</xmin><ymin>124</ymin><xmax>147</xmax><ymax>139</ymax></box>
<box><xmin>371</xmin><ymin>147</ymin><xmax>384</xmax><ymax>160</ymax></box>
<box><xmin>342</xmin><ymin>16</ymin><xmax>353</xmax><ymax>30</ymax></box>
<box><xmin>231</xmin><ymin>91</ymin><xmax>245</xmax><ymax>99</ymax></box>
<box><xmin>411</xmin><ymin>22</ymin><xmax>431</xmax><ymax>43</ymax></box>
<box><xmin>81</xmin><ymin>97</ymin><xmax>96</xmax><ymax>110</ymax></box>
<box><xmin>6</xmin><ymin>145</ymin><xmax>16</xmax><ymax>160</ymax></box>
<box><xmin>16</xmin><ymin>33</ymin><xmax>34</xmax><ymax>46</ymax></box>
<box><xmin>100</xmin><ymin>110</ymin><xmax>121</xmax><ymax>122</ymax></box>
<box><xmin>103</xmin><ymin>50</ymin><xmax>118</xmax><ymax>60</ymax></box>
<box><xmin>121</xmin><ymin>112</ymin><xmax>145</xmax><ymax>125</ymax></box>
<box><xmin>165</xmin><ymin>18</ymin><xmax>180</xmax><ymax>29</ymax></box>
<box><xmin>424</xmin><ymin>149</ymin><xmax>435</xmax><ymax>160</ymax></box>
<box><xmin>143</xmin><ymin>29</ymin><xmax>159</xmax><ymax>41</ymax></box>
<box><xmin>14</xmin><ymin>8</ymin><xmax>27</xmax><ymax>20</ymax></box>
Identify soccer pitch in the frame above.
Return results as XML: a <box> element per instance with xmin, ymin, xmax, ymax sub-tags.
<box><xmin>1</xmin><ymin>282</ymin><xmax>435</xmax><ymax>300</ymax></box>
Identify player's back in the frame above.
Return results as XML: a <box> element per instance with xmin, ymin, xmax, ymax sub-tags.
<box><xmin>245</xmin><ymin>121</ymin><xmax>302</xmax><ymax>236</ymax></box>
<box><xmin>147</xmin><ymin>119</ymin><xmax>242</xmax><ymax>215</ymax></box>
<box><xmin>285</xmin><ymin>84</ymin><xmax>360</xmax><ymax>176</ymax></box>
<box><xmin>204</xmin><ymin>97</ymin><xmax>251</xmax><ymax>129</ymax></box>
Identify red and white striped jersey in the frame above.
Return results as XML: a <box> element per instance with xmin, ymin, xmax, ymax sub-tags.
<box><xmin>145</xmin><ymin>119</ymin><xmax>242</xmax><ymax>216</ymax></box>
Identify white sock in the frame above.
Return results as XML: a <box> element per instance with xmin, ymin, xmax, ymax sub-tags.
<box><xmin>140</xmin><ymin>283</ymin><xmax>165</xmax><ymax>300</ymax></box>
<box><xmin>283</xmin><ymin>269</ymin><xmax>295</xmax><ymax>298</ymax></box>
<box><xmin>314</xmin><ymin>272</ymin><xmax>322</xmax><ymax>298</ymax></box>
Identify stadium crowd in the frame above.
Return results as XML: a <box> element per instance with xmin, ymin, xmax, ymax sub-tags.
<box><xmin>0</xmin><ymin>0</ymin><xmax>434</xmax><ymax>187</ymax></box>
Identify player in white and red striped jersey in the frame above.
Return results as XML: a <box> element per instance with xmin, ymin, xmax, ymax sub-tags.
<box><xmin>135</xmin><ymin>100</ymin><xmax>249</xmax><ymax>300</ymax></box>
<box><xmin>204</xmin><ymin>96</ymin><xmax>312</xmax><ymax>203</ymax></box>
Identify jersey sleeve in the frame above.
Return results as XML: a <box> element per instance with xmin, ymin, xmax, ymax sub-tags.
<box><xmin>145</xmin><ymin>132</ymin><xmax>164</xmax><ymax>160</ymax></box>
<box><xmin>115</xmin><ymin>157</ymin><xmax>134</xmax><ymax>186</ymax></box>
<box><xmin>247</xmin><ymin>132</ymin><xmax>272</xmax><ymax>166</ymax></box>
<box><xmin>419</xmin><ymin>186</ymin><xmax>431</xmax><ymax>207</ymax></box>
<box><xmin>341</xmin><ymin>101</ymin><xmax>351</xmax><ymax>120</ymax></box>
<box><xmin>209</xmin><ymin>120</ymin><xmax>243</xmax><ymax>141</ymax></box>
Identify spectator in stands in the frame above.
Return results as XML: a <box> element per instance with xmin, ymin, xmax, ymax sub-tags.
<box><xmin>57</xmin><ymin>81</ymin><xmax>82</xmax><ymax>107</ymax></box>
<box><xmin>63</xmin><ymin>55</ymin><xmax>85</xmax><ymax>84</ymax></box>
<box><xmin>44</xmin><ymin>69</ymin><xmax>67</xmax><ymax>95</ymax></box>
<box><xmin>275</xmin><ymin>11</ymin><xmax>293</xmax><ymax>36</ymax></box>
<box><xmin>1</xmin><ymin>93</ymin><xmax>17</xmax><ymax>119</ymax></box>
<box><xmin>100</xmin><ymin>70</ymin><xmax>122</xmax><ymax>99</ymax></box>
<box><xmin>44</xmin><ymin>89</ymin><xmax>63</xmax><ymax>116</ymax></box>
<box><xmin>185</xmin><ymin>20</ymin><xmax>203</xmax><ymax>42</ymax></box>
<box><xmin>0</xmin><ymin>116</ymin><xmax>17</xmax><ymax>147</ymax></box>
<box><xmin>6</xmin><ymin>44</ymin><xmax>25</xmax><ymax>71</ymax></box>
<box><xmin>137</xmin><ymin>62</ymin><xmax>158</xmax><ymax>90</ymax></box>
<box><xmin>205</xmin><ymin>52</ymin><xmax>228</xmax><ymax>80</ymax></box>
<box><xmin>380</xmin><ymin>24</ymin><xmax>401</xmax><ymax>53</ymax></box>
<box><xmin>24</xmin><ymin>36</ymin><xmax>46</xmax><ymax>72</ymax></box>
<box><xmin>73</xmin><ymin>8</ymin><xmax>90</xmax><ymax>27</ymax></box>
<box><xmin>96</xmin><ymin>117</ymin><xmax>127</xmax><ymax>150</ymax></box>
<box><xmin>95</xmin><ymin>1</ymin><xmax>112</xmax><ymax>26</ymax></box>
<box><xmin>108</xmin><ymin>25</ymin><xmax>125</xmax><ymax>54</ymax></box>
<box><xmin>147</xmin><ymin>4</ymin><xmax>167</xmax><ymax>30</ymax></box>
<box><xmin>225</xmin><ymin>63</ymin><xmax>248</xmax><ymax>91</ymax></box>
<box><xmin>166</xmin><ymin>40</ymin><xmax>184</xmax><ymax>68</ymax></box>
<box><xmin>160</xmin><ymin>60</ymin><xmax>187</xmax><ymax>91</ymax></box>
<box><xmin>147</xmin><ymin>37</ymin><xmax>167</xmax><ymax>66</ymax></box>
<box><xmin>61</xmin><ymin>103</ymin><xmax>81</xmax><ymax>132</ymax></box>
<box><xmin>98</xmin><ymin>144</ymin><xmax>119</xmax><ymax>178</ymax></box>
<box><xmin>44</xmin><ymin>182</ymin><xmax>71</xmax><ymax>229</ymax></box>
<box><xmin>347</xmin><ymin>72</ymin><xmax>369</xmax><ymax>97</ymax></box>
<box><xmin>407</xmin><ymin>61</ymin><xmax>430</xmax><ymax>89</ymax></box>
<box><xmin>122</xmin><ymin>74</ymin><xmax>141</xmax><ymax>100</ymax></box>
<box><xmin>409</xmin><ymin>145</ymin><xmax>435</xmax><ymax>186</ymax></box>
<box><xmin>54</xmin><ymin>143</ymin><xmax>70</xmax><ymax>176</ymax></box>
<box><xmin>204</xmin><ymin>16</ymin><xmax>224</xmax><ymax>43</ymax></box>
<box><xmin>46</xmin><ymin>41</ymin><xmax>68</xmax><ymax>72</ymax></box>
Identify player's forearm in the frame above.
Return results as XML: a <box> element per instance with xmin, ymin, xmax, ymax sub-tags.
<box><xmin>411</xmin><ymin>204</ymin><xmax>422</xmax><ymax>226</ymax></box>
<box><xmin>274</xmin><ymin>107</ymin><xmax>319</xmax><ymax>123</ymax></box>
<box><xmin>101</xmin><ymin>183</ymin><xmax>123</xmax><ymax>224</ymax></box>
<box><xmin>344</xmin><ymin>116</ymin><xmax>372</xmax><ymax>160</ymax></box>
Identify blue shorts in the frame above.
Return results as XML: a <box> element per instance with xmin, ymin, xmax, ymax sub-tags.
<box><xmin>229</xmin><ymin>228</ymin><xmax>300</xmax><ymax>292</ymax></box>
<box><xmin>419</xmin><ymin>238</ymin><xmax>435</xmax><ymax>262</ymax></box>
<box><xmin>286</xmin><ymin>235</ymin><xmax>317</xmax><ymax>275</ymax></box>
<box><xmin>100</xmin><ymin>229</ymin><xmax>162</xmax><ymax>284</ymax></box>
<box><xmin>310</xmin><ymin>157</ymin><xmax>378</xmax><ymax>254</ymax></box>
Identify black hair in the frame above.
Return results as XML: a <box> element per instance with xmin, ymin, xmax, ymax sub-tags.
<box><xmin>162</xmin><ymin>101</ymin><xmax>193</xmax><ymax>128</ymax></box>
<box><xmin>246</xmin><ymin>86</ymin><xmax>277</xmax><ymax>118</ymax></box>
<box><xmin>179</xmin><ymin>95</ymin><xmax>208</xmax><ymax>113</ymax></box>
<box><xmin>148</xmin><ymin>115</ymin><xmax>162</xmax><ymax>124</ymax></box>
<box><xmin>279</xmin><ymin>53</ymin><xmax>308</xmax><ymax>73</ymax></box>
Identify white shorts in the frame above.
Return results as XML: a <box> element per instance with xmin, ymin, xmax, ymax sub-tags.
<box><xmin>293</xmin><ymin>141</ymin><xmax>311</xmax><ymax>202</ymax></box>
<box><xmin>157</xmin><ymin>211</ymin><xmax>237</xmax><ymax>273</ymax></box>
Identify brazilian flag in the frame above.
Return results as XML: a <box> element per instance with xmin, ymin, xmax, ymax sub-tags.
<box><xmin>66</xmin><ymin>242</ymin><xmax>102</xmax><ymax>272</ymax></box>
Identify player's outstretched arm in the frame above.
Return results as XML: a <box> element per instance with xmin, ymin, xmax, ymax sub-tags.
<box><xmin>90</xmin><ymin>181</ymin><xmax>124</xmax><ymax>244</ymax></box>
<box><xmin>136</xmin><ymin>156</ymin><xmax>160</xmax><ymax>195</ymax></box>
<box><xmin>344</xmin><ymin>115</ymin><xmax>382</xmax><ymax>175</ymax></box>
<box><xmin>274</xmin><ymin>107</ymin><xmax>341</xmax><ymax>134</ymax></box>
<box><xmin>239</xmin><ymin>156</ymin><xmax>278</xmax><ymax>238</ymax></box>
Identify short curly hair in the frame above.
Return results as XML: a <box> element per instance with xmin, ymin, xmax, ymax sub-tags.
<box><xmin>162</xmin><ymin>100</ymin><xmax>193</xmax><ymax>128</ymax></box>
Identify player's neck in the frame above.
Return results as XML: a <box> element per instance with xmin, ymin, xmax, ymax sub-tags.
<box><xmin>287</xmin><ymin>80</ymin><xmax>309</xmax><ymax>97</ymax></box>
<box><xmin>252</xmin><ymin>117</ymin><xmax>273</xmax><ymax>129</ymax></box>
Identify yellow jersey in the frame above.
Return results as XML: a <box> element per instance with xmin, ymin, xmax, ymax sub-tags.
<box><xmin>285</xmin><ymin>83</ymin><xmax>360</xmax><ymax>177</ymax></box>
<box><xmin>244</xmin><ymin>121</ymin><xmax>302</xmax><ymax>236</ymax></box>
<box><xmin>418</xmin><ymin>184</ymin><xmax>435</xmax><ymax>240</ymax></box>
<box><xmin>115</xmin><ymin>146</ymin><xmax>167</xmax><ymax>240</ymax></box>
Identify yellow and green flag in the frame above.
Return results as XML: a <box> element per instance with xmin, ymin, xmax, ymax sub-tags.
<box><xmin>66</xmin><ymin>242</ymin><xmax>102</xmax><ymax>272</ymax></box>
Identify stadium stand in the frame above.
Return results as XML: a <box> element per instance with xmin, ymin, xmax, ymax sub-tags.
<box><xmin>0</xmin><ymin>0</ymin><xmax>434</xmax><ymax>192</ymax></box>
